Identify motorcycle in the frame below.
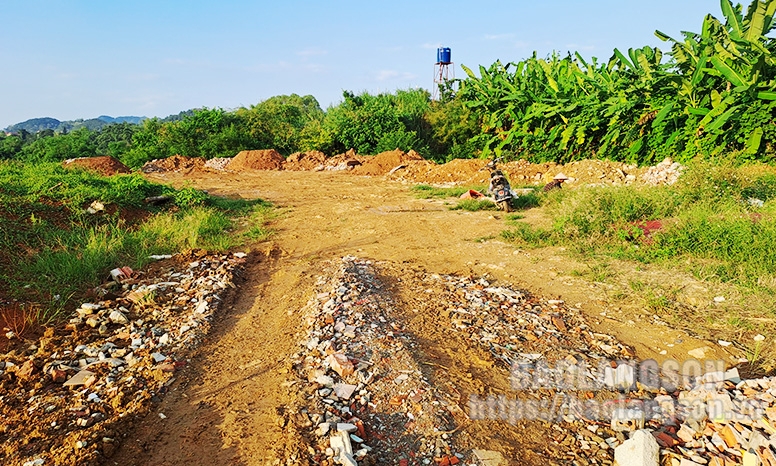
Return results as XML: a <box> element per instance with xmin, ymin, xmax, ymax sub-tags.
<box><xmin>485</xmin><ymin>157</ymin><xmax>515</xmax><ymax>212</ymax></box>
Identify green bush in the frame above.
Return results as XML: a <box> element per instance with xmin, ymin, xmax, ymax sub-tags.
<box><xmin>0</xmin><ymin>160</ymin><xmax>273</xmax><ymax>318</ymax></box>
<box><xmin>501</xmin><ymin>162</ymin><xmax>776</xmax><ymax>292</ymax></box>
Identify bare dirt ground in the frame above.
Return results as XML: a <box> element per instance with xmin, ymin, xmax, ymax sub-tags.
<box><xmin>101</xmin><ymin>166</ymin><xmax>739</xmax><ymax>466</ymax></box>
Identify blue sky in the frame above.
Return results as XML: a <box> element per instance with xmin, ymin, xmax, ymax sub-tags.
<box><xmin>1</xmin><ymin>0</ymin><xmax>721</xmax><ymax>128</ymax></box>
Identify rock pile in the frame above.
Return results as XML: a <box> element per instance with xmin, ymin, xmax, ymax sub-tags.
<box><xmin>286</xmin><ymin>258</ymin><xmax>776</xmax><ymax>466</ymax></box>
<box><xmin>0</xmin><ymin>250</ymin><xmax>246</xmax><ymax>466</ymax></box>
<box><xmin>425</xmin><ymin>273</ymin><xmax>636</xmax><ymax>369</ymax></box>
<box><xmin>290</xmin><ymin>257</ymin><xmax>463</xmax><ymax>466</ymax></box>
<box><xmin>140</xmin><ymin>155</ymin><xmax>206</xmax><ymax>174</ymax></box>
<box><xmin>640</xmin><ymin>158</ymin><xmax>684</xmax><ymax>186</ymax></box>
<box><xmin>203</xmin><ymin>157</ymin><xmax>231</xmax><ymax>171</ymax></box>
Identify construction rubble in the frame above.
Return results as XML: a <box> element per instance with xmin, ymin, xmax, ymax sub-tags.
<box><xmin>286</xmin><ymin>257</ymin><xmax>776</xmax><ymax>466</ymax></box>
<box><xmin>0</xmin><ymin>250</ymin><xmax>246</xmax><ymax>466</ymax></box>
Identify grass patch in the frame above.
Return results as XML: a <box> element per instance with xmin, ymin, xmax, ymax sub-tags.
<box><xmin>411</xmin><ymin>184</ymin><xmax>486</xmax><ymax>199</ymax></box>
<box><xmin>512</xmin><ymin>190</ymin><xmax>541</xmax><ymax>210</ymax></box>
<box><xmin>0</xmin><ymin>161</ymin><xmax>274</xmax><ymax>322</ymax></box>
<box><xmin>450</xmin><ymin>198</ymin><xmax>497</xmax><ymax>211</ymax></box>
<box><xmin>499</xmin><ymin>160</ymin><xmax>776</xmax><ymax>371</ymax></box>
<box><xmin>502</xmin><ymin>160</ymin><xmax>776</xmax><ymax>290</ymax></box>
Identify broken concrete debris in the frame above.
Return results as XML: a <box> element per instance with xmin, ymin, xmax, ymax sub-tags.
<box><xmin>0</xmin><ymin>251</ymin><xmax>247</xmax><ymax>466</ymax></box>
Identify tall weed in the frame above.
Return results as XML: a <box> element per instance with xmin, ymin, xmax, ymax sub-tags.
<box><xmin>502</xmin><ymin>162</ymin><xmax>776</xmax><ymax>292</ymax></box>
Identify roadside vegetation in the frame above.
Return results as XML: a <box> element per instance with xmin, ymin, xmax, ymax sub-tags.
<box><xmin>0</xmin><ymin>161</ymin><xmax>272</xmax><ymax>322</ymax></box>
<box><xmin>501</xmin><ymin>160</ymin><xmax>776</xmax><ymax>370</ymax></box>
<box><xmin>2</xmin><ymin>0</ymin><xmax>776</xmax><ymax>368</ymax></box>
<box><xmin>5</xmin><ymin>1</ymin><xmax>776</xmax><ymax>168</ymax></box>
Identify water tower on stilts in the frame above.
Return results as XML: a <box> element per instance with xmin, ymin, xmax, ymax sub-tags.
<box><xmin>433</xmin><ymin>47</ymin><xmax>454</xmax><ymax>100</ymax></box>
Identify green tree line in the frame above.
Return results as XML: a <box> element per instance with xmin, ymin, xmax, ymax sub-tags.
<box><xmin>457</xmin><ymin>0</ymin><xmax>776</xmax><ymax>164</ymax></box>
<box><xmin>0</xmin><ymin>90</ymin><xmax>478</xmax><ymax>167</ymax></box>
<box><xmin>3</xmin><ymin>0</ymin><xmax>776</xmax><ymax>167</ymax></box>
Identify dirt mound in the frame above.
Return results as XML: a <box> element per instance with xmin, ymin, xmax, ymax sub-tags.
<box><xmin>321</xmin><ymin>150</ymin><xmax>370</xmax><ymax>171</ymax></box>
<box><xmin>226</xmin><ymin>149</ymin><xmax>285</xmax><ymax>171</ymax></box>
<box><xmin>282</xmin><ymin>150</ymin><xmax>328</xmax><ymax>171</ymax></box>
<box><xmin>141</xmin><ymin>155</ymin><xmax>206</xmax><ymax>174</ymax></box>
<box><xmin>388</xmin><ymin>157</ymin><xmax>649</xmax><ymax>187</ymax></box>
<box><xmin>62</xmin><ymin>156</ymin><xmax>131</xmax><ymax>176</ymax></box>
<box><xmin>350</xmin><ymin>149</ymin><xmax>424</xmax><ymax>176</ymax></box>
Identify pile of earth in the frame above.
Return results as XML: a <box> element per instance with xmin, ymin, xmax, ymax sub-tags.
<box><xmin>141</xmin><ymin>155</ymin><xmax>205</xmax><ymax>174</ymax></box>
<box><xmin>283</xmin><ymin>150</ymin><xmax>329</xmax><ymax>170</ymax></box>
<box><xmin>349</xmin><ymin>149</ymin><xmax>425</xmax><ymax>176</ymax></box>
<box><xmin>226</xmin><ymin>149</ymin><xmax>285</xmax><ymax>171</ymax></box>
<box><xmin>62</xmin><ymin>157</ymin><xmax>131</xmax><ymax>177</ymax></box>
<box><xmin>123</xmin><ymin>149</ymin><xmax>686</xmax><ymax>188</ymax></box>
<box><xmin>387</xmin><ymin>157</ymin><xmax>649</xmax><ymax>188</ymax></box>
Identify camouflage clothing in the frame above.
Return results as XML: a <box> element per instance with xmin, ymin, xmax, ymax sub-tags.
<box><xmin>542</xmin><ymin>179</ymin><xmax>564</xmax><ymax>192</ymax></box>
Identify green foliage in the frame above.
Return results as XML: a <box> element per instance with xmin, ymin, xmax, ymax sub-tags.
<box><xmin>450</xmin><ymin>198</ymin><xmax>497</xmax><ymax>211</ymax></box>
<box><xmin>20</xmin><ymin>128</ymin><xmax>96</xmax><ymax>163</ymax></box>
<box><xmin>236</xmin><ymin>94</ymin><xmax>324</xmax><ymax>155</ymax></box>
<box><xmin>513</xmin><ymin>191</ymin><xmax>541</xmax><ymax>209</ymax></box>
<box><xmin>501</xmin><ymin>162</ymin><xmax>776</xmax><ymax>292</ymax></box>
<box><xmin>453</xmin><ymin>0</ymin><xmax>776</xmax><ymax>164</ymax></box>
<box><xmin>411</xmin><ymin>184</ymin><xmax>487</xmax><ymax>199</ymax></box>
<box><xmin>423</xmin><ymin>97</ymin><xmax>481</xmax><ymax>161</ymax></box>
<box><xmin>161</xmin><ymin>107</ymin><xmax>250</xmax><ymax>159</ymax></box>
<box><xmin>0</xmin><ymin>161</ymin><xmax>167</xmax><ymax>208</ymax></box>
<box><xmin>323</xmin><ymin>89</ymin><xmax>432</xmax><ymax>155</ymax></box>
<box><xmin>500</xmin><ymin>222</ymin><xmax>553</xmax><ymax>246</ymax></box>
<box><xmin>0</xmin><ymin>160</ymin><xmax>272</xmax><ymax>318</ymax></box>
<box><xmin>93</xmin><ymin>122</ymin><xmax>138</xmax><ymax>158</ymax></box>
<box><xmin>0</xmin><ymin>134</ymin><xmax>23</xmax><ymax>159</ymax></box>
<box><xmin>173</xmin><ymin>186</ymin><xmax>209</xmax><ymax>208</ymax></box>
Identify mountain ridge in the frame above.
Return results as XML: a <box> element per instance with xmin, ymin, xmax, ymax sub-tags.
<box><xmin>4</xmin><ymin>115</ymin><xmax>147</xmax><ymax>134</ymax></box>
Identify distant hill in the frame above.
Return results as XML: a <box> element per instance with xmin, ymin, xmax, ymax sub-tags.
<box><xmin>3</xmin><ymin>112</ymin><xmax>203</xmax><ymax>134</ymax></box>
<box><xmin>5</xmin><ymin>117</ymin><xmax>61</xmax><ymax>133</ymax></box>
<box><xmin>5</xmin><ymin>115</ymin><xmax>148</xmax><ymax>134</ymax></box>
<box><xmin>96</xmin><ymin>115</ymin><xmax>145</xmax><ymax>125</ymax></box>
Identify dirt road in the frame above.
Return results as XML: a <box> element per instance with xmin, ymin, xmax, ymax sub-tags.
<box><xmin>110</xmin><ymin>169</ymin><xmax>733</xmax><ymax>465</ymax></box>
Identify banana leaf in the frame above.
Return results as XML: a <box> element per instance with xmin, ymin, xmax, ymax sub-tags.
<box><xmin>687</xmin><ymin>107</ymin><xmax>710</xmax><ymax>116</ymax></box>
<box><xmin>461</xmin><ymin>64</ymin><xmax>478</xmax><ymax>80</ymax></box>
<box><xmin>745</xmin><ymin>127</ymin><xmax>764</xmax><ymax>155</ymax></box>
<box><xmin>613</xmin><ymin>48</ymin><xmax>634</xmax><ymax>71</ymax></box>
<box><xmin>705</xmin><ymin>106</ymin><xmax>739</xmax><ymax>133</ymax></box>
<box><xmin>710</xmin><ymin>55</ymin><xmax>749</xmax><ymax>87</ymax></box>
<box><xmin>698</xmin><ymin>95</ymin><xmax>735</xmax><ymax>129</ymax></box>
<box><xmin>744</xmin><ymin>0</ymin><xmax>769</xmax><ymax>41</ymax></box>
<box><xmin>636</xmin><ymin>53</ymin><xmax>653</xmax><ymax>80</ymax></box>
<box><xmin>628</xmin><ymin>137</ymin><xmax>644</xmax><ymax>156</ymax></box>
<box><xmin>653</xmin><ymin>102</ymin><xmax>676</xmax><ymax>126</ymax></box>
<box><xmin>722</xmin><ymin>0</ymin><xmax>744</xmax><ymax>39</ymax></box>
<box><xmin>757</xmin><ymin>90</ymin><xmax>776</xmax><ymax>100</ymax></box>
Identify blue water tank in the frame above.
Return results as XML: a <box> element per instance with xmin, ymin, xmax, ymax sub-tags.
<box><xmin>437</xmin><ymin>47</ymin><xmax>451</xmax><ymax>64</ymax></box>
